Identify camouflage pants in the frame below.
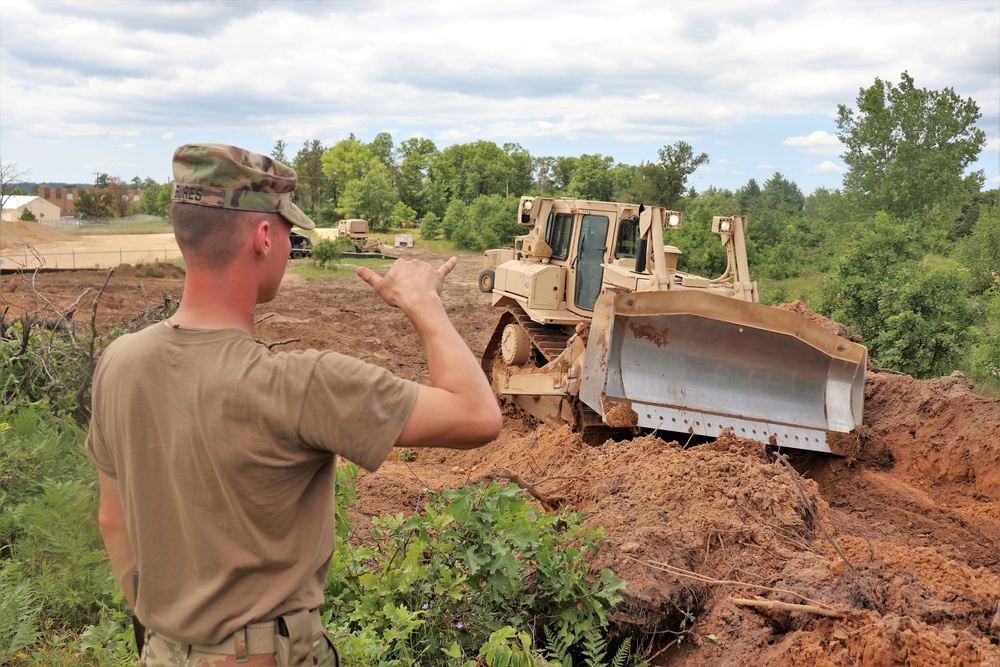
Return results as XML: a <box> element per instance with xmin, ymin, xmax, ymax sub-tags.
<box><xmin>141</xmin><ymin>619</ymin><xmax>340</xmax><ymax>666</ymax></box>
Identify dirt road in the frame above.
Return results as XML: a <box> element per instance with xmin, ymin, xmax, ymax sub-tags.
<box><xmin>2</xmin><ymin>221</ymin><xmax>998</xmax><ymax>666</ymax></box>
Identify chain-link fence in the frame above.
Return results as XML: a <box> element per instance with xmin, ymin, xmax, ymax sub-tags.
<box><xmin>1</xmin><ymin>246</ymin><xmax>182</xmax><ymax>271</ymax></box>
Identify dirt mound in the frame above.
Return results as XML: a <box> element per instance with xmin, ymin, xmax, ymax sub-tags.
<box><xmin>862</xmin><ymin>370</ymin><xmax>1000</xmax><ymax>501</ymax></box>
<box><xmin>777</xmin><ymin>300</ymin><xmax>864</xmax><ymax>343</ymax></box>
<box><xmin>420</xmin><ymin>419</ymin><xmax>1000</xmax><ymax>666</ymax></box>
<box><xmin>0</xmin><ymin>220</ymin><xmax>74</xmax><ymax>248</ymax></box>
<box><xmin>111</xmin><ymin>263</ymin><xmax>187</xmax><ymax>281</ymax></box>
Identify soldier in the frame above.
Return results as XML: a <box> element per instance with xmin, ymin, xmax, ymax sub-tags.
<box><xmin>86</xmin><ymin>144</ymin><xmax>502</xmax><ymax>666</ymax></box>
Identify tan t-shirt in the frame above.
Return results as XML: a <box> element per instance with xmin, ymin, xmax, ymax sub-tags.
<box><xmin>86</xmin><ymin>321</ymin><xmax>419</xmax><ymax>644</ymax></box>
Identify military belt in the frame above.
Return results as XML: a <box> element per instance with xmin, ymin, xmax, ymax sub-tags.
<box><xmin>152</xmin><ymin>608</ymin><xmax>323</xmax><ymax>658</ymax></box>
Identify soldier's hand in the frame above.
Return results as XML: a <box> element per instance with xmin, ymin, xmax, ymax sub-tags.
<box><xmin>357</xmin><ymin>257</ymin><xmax>457</xmax><ymax>311</ymax></box>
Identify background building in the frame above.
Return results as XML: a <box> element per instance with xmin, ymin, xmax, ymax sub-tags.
<box><xmin>1</xmin><ymin>195</ymin><xmax>63</xmax><ymax>223</ymax></box>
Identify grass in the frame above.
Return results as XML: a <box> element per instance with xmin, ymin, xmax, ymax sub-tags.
<box><xmin>416</xmin><ymin>237</ymin><xmax>480</xmax><ymax>256</ymax></box>
<box><xmin>292</xmin><ymin>257</ymin><xmax>396</xmax><ymax>278</ymax></box>
<box><xmin>64</xmin><ymin>219</ymin><xmax>173</xmax><ymax>235</ymax></box>
<box><xmin>366</xmin><ymin>228</ymin><xmax>480</xmax><ymax>257</ymax></box>
<box><xmin>921</xmin><ymin>253</ymin><xmax>962</xmax><ymax>271</ymax></box>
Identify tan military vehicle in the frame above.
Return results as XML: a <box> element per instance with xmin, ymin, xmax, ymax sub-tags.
<box><xmin>333</xmin><ymin>218</ymin><xmax>382</xmax><ymax>254</ymax></box>
<box><xmin>480</xmin><ymin>196</ymin><xmax>867</xmax><ymax>454</ymax></box>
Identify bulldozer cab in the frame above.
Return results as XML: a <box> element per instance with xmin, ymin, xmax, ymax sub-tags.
<box><xmin>499</xmin><ymin>197</ymin><xmax>645</xmax><ymax>320</ymax></box>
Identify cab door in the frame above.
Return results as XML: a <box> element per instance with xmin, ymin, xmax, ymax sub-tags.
<box><xmin>573</xmin><ymin>214</ymin><xmax>610</xmax><ymax>311</ymax></box>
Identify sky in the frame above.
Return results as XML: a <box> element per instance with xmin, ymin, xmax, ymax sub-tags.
<box><xmin>1</xmin><ymin>0</ymin><xmax>998</xmax><ymax>196</ymax></box>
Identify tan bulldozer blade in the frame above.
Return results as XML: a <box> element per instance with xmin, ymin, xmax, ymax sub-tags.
<box><xmin>579</xmin><ymin>290</ymin><xmax>867</xmax><ymax>454</ymax></box>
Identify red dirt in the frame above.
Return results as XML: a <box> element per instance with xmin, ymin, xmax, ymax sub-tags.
<box><xmin>2</xmin><ymin>234</ymin><xmax>998</xmax><ymax>666</ymax></box>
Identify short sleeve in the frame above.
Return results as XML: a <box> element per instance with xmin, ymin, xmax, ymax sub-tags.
<box><xmin>296</xmin><ymin>352</ymin><xmax>419</xmax><ymax>471</ymax></box>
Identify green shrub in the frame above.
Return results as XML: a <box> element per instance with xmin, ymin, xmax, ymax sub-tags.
<box><xmin>312</xmin><ymin>237</ymin><xmax>356</xmax><ymax>269</ymax></box>
<box><xmin>325</xmin><ymin>471</ymin><xmax>629</xmax><ymax>665</ymax></box>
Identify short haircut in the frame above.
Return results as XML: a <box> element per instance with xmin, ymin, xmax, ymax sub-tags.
<box><xmin>170</xmin><ymin>202</ymin><xmax>282</xmax><ymax>267</ymax></box>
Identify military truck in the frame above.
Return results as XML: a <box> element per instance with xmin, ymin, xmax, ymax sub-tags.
<box><xmin>479</xmin><ymin>196</ymin><xmax>867</xmax><ymax>454</ymax></box>
<box><xmin>333</xmin><ymin>218</ymin><xmax>382</xmax><ymax>254</ymax></box>
<box><xmin>289</xmin><ymin>231</ymin><xmax>312</xmax><ymax>259</ymax></box>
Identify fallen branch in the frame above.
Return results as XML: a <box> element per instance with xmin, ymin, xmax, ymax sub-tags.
<box><xmin>729</xmin><ymin>597</ymin><xmax>845</xmax><ymax>618</ymax></box>
<box><xmin>774</xmin><ymin>452</ymin><xmax>854</xmax><ymax>570</ymax></box>
<box><xmin>263</xmin><ymin>337</ymin><xmax>300</xmax><ymax>350</ymax></box>
<box><xmin>625</xmin><ymin>555</ymin><xmax>841</xmax><ymax>610</ymax></box>
<box><xmin>488</xmin><ymin>467</ymin><xmax>562</xmax><ymax>510</ymax></box>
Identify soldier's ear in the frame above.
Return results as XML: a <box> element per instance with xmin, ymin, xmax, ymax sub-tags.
<box><xmin>251</xmin><ymin>219</ymin><xmax>271</xmax><ymax>256</ymax></box>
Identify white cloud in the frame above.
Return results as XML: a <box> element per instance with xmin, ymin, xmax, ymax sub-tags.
<box><xmin>121</xmin><ymin>143</ymin><xmax>137</xmax><ymax>150</ymax></box>
<box><xmin>809</xmin><ymin>161</ymin><xmax>847</xmax><ymax>175</ymax></box>
<box><xmin>783</xmin><ymin>131</ymin><xmax>842</xmax><ymax>156</ymax></box>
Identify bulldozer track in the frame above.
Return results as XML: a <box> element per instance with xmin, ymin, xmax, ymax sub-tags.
<box><xmin>481</xmin><ymin>304</ymin><xmax>611</xmax><ymax>442</ymax></box>
<box><xmin>481</xmin><ymin>304</ymin><xmax>573</xmax><ymax>373</ymax></box>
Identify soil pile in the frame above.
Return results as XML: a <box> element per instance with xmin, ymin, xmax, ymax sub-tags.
<box><xmin>0</xmin><ymin>220</ymin><xmax>74</xmax><ymax>249</ymax></box>
<box><xmin>1</xmin><ymin>256</ymin><xmax>997</xmax><ymax>666</ymax></box>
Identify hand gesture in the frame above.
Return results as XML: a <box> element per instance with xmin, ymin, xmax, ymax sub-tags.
<box><xmin>356</xmin><ymin>257</ymin><xmax>458</xmax><ymax>312</ymax></box>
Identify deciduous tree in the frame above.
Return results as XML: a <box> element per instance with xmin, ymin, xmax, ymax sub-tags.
<box><xmin>293</xmin><ymin>139</ymin><xmax>329</xmax><ymax>219</ymax></box>
<box><xmin>551</xmin><ymin>156</ymin><xmax>579</xmax><ymax>192</ymax></box>
<box><xmin>820</xmin><ymin>213</ymin><xmax>977</xmax><ymax>377</ymax></box>
<box><xmin>322</xmin><ymin>136</ymin><xmax>374</xmax><ymax>206</ymax></box>
<box><xmin>339</xmin><ymin>162</ymin><xmax>398</xmax><ymax>230</ymax></box>
<box><xmin>836</xmin><ymin>71</ymin><xmax>986</xmax><ymax>219</ymax></box>
<box><xmin>75</xmin><ymin>188</ymin><xmax>114</xmax><ymax>220</ymax></box>
<box><xmin>502</xmin><ymin>142</ymin><xmax>534</xmax><ymax>198</ymax></box>
<box><xmin>137</xmin><ymin>182</ymin><xmax>168</xmax><ymax>217</ymax></box>
<box><xmin>616</xmin><ymin>141</ymin><xmax>709</xmax><ymax>208</ymax></box>
<box><xmin>654</xmin><ymin>141</ymin><xmax>709</xmax><ymax>207</ymax></box>
<box><xmin>369</xmin><ymin>132</ymin><xmax>396</xmax><ymax>172</ymax></box>
<box><xmin>956</xmin><ymin>198</ymin><xmax>1000</xmax><ymax>293</ymax></box>
<box><xmin>105</xmin><ymin>177</ymin><xmax>130</xmax><ymax>217</ymax></box>
<box><xmin>398</xmin><ymin>137</ymin><xmax>439</xmax><ymax>216</ymax></box>
<box><xmin>532</xmin><ymin>156</ymin><xmax>556</xmax><ymax>194</ymax></box>
<box><xmin>567</xmin><ymin>154</ymin><xmax>615</xmax><ymax>201</ymax></box>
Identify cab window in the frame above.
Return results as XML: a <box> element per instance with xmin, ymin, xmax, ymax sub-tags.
<box><xmin>546</xmin><ymin>212</ymin><xmax>573</xmax><ymax>261</ymax></box>
<box><xmin>615</xmin><ymin>216</ymin><xmax>639</xmax><ymax>259</ymax></box>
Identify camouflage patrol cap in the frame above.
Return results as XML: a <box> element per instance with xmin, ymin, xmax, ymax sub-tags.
<box><xmin>170</xmin><ymin>143</ymin><xmax>315</xmax><ymax>230</ymax></box>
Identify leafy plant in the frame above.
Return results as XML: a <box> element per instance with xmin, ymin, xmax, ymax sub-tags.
<box><xmin>324</xmin><ymin>474</ymin><xmax>630</xmax><ymax>666</ymax></box>
<box><xmin>0</xmin><ymin>562</ymin><xmax>42</xmax><ymax>664</ymax></box>
<box><xmin>311</xmin><ymin>237</ymin><xmax>357</xmax><ymax>269</ymax></box>
<box><xmin>0</xmin><ymin>401</ymin><xmax>137</xmax><ymax>666</ymax></box>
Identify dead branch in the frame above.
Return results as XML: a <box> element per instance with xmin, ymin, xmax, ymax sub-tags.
<box><xmin>625</xmin><ymin>555</ymin><xmax>841</xmax><ymax>610</ymax></box>
<box><xmin>487</xmin><ymin>467</ymin><xmax>562</xmax><ymax>510</ymax></box>
<box><xmin>737</xmin><ymin>503</ymin><xmax>822</xmax><ymax>556</ymax></box>
<box><xmin>774</xmin><ymin>452</ymin><xmax>854</xmax><ymax>569</ymax></box>
<box><xmin>61</xmin><ymin>287</ymin><xmax>92</xmax><ymax>322</ymax></box>
<box><xmin>729</xmin><ymin>597</ymin><xmax>845</xmax><ymax>618</ymax></box>
<box><xmin>263</xmin><ymin>338</ymin><xmax>300</xmax><ymax>350</ymax></box>
<box><xmin>74</xmin><ymin>268</ymin><xmax>115</xmax><ymax>420</ymax></box>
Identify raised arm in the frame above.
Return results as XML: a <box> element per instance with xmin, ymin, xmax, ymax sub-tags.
<box><xmin>356</xmin><ymin>257</ymin><xmax>502</xmax><ymax>448</ymax></box>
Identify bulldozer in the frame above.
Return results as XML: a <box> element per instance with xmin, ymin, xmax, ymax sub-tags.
<box><xmin>479</xmin><ymin>196</ymin><xmax>867</xmax><ymax>455</ymax></box>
